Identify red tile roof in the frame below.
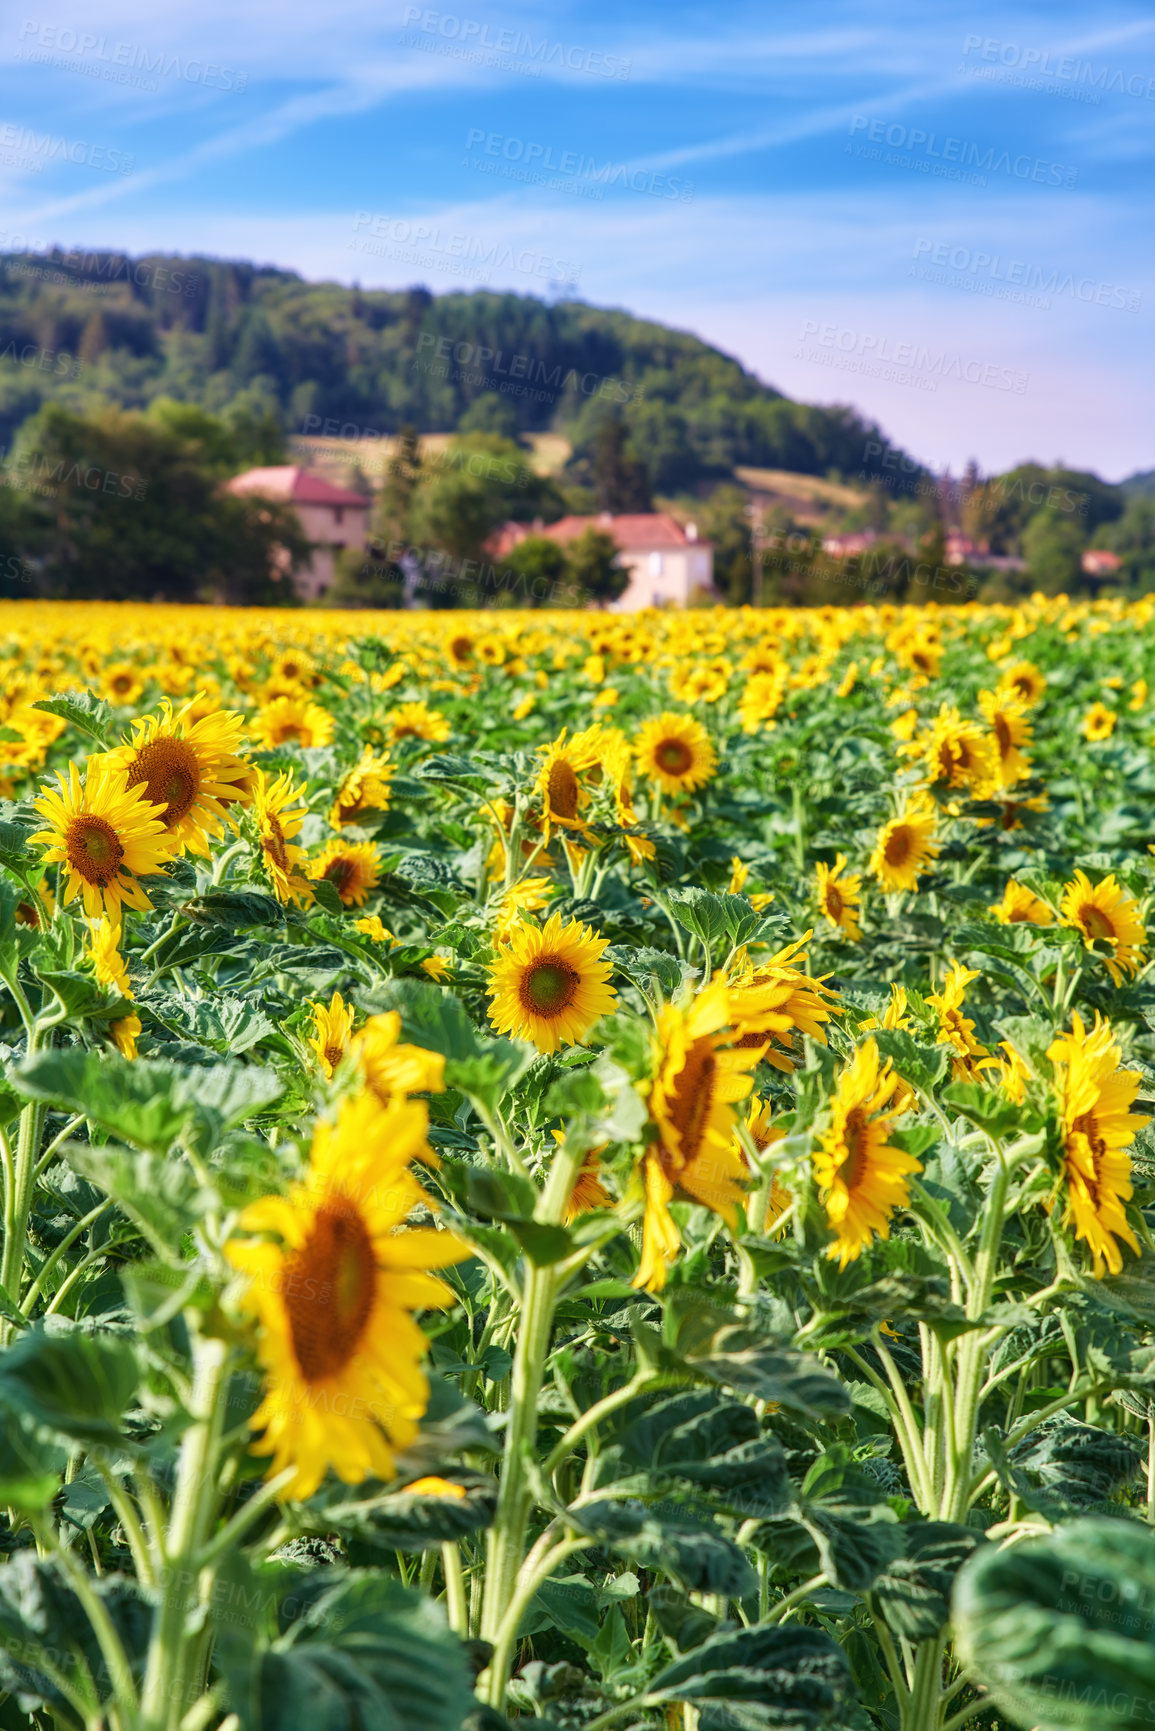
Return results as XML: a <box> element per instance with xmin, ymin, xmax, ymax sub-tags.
<box><xmin>225</xmin><ymin>465</ymin><xmax>371</xmax><ymax>509</ymax></box>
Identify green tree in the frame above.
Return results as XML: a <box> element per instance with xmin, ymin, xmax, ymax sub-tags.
<box><xmin>590</xmin><ymin>413</ymin><xmax>652</xmax><ymax>512</ymax></box>
<box><xmin>1021</xmin><ymin>508</ymin><xmax>1085</xmax><ymax>595</ymax></box>
<box><xmin>498</xmin><ymin>535</ymin><xmax>573</xmax><ymax>607</ymax></box>
<box><xmin>323</xmin><ymin>544</ymin><xmax>405</xmax><ymax>609</ymax></box>
<box><xmin>564</xmin><ymin>528</ymin><xmax>625</xmax><ymax>607</ymax></box>
<box><xmin>698</xmin><ymin>485</ymin><xmax>753</xmax><ymax>605</ymax></box>
<box><xmin>10</xmin><ymin>402</ymin><xmax>307</xmax><ymax>603</ymax></box>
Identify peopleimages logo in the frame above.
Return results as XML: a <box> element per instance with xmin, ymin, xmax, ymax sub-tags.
<box><xmin>961</xmin><ymin>34</ymin><xmax>1155</xmax><ymax>101</ymax></box>
<box><xmin>463</xmin><ymin>130</ymin><xmax>694</xmax><ymax>201</ymax></box>
<box><xmin>399</xmin><ymin>8</ymin><xmax>630</xmax><ymax>78</ymax></box>
<box><xmin>910</xmin><ymin>239</ymin><xmax>1142</xmax><ymax>313</ymax></box>
<box><xmin>16</xmin><ymin>21</ymin><xmax>248</xmax><ymax>90</ymax></box>
<box><xmin>847</xmin><ymin>116</ymin><xmax>1077</xmax><ymax>187</ymax></box>
<box><xmin>796</xmin><ymin>321</ymin><xmax>1029</xmax><ymax>394</ymax></box>
<box><xmin>0</xmin><ymin>123</ymin><xmax>133</xmax><ymax>174</ymax></box>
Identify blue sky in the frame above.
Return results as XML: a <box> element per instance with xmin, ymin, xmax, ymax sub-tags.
<box><xmin>1</xmin><ymin>0</ymin><xmax>1152</xmax><ymax>479</ymax></box>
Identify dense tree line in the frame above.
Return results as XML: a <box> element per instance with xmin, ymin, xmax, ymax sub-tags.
<box><xmin>0</xmin><ymin>251</ymin><xmax>915</xmax><ymax>492</ymax></box>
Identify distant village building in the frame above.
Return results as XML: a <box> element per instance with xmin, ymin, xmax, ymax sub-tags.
<box><xmin>490</xmin><ymin>512</ymin><xmax>716</xmax><ymax>610</ymax></box>
<box><xmin>1081</xmin><ymin>548</ymin><xmax>1123</xmax><ymax>577</ymax></box>
<box><xmin>821</xmin><ymin>530</ymin><xmax>878</xmax><ymax>558</ymax></box>
<box><xmin>226</xmin><ymin>466</ymin><xmax>372</xmax><ymax>600</ymax></box>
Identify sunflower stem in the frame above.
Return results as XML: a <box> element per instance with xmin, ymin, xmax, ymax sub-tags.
<box><xmin>0</xmin><ymin>1021</ymin><xmax>47</xmax><ymax>1335</ymax></box>
<box><xmin>139</xmin><ymin>1328</ymin><xmax>230</xmax><ymax>1731</ymax></box>
<box><xmin>479</xmin><ymin>1133</ymin><xmax>587</xmax><ymax>1707</ymax></box>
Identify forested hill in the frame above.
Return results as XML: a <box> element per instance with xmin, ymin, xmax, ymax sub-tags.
<box><xmin>0</xmin><ymin>249</ymin><xmax>913</xmax><ymax>489</ymax></box>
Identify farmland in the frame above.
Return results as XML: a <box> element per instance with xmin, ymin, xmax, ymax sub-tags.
<box><xmin>1</xmin><ymin>594</ymin><xmax>1154</xmax><ymax>1730</ymax></box>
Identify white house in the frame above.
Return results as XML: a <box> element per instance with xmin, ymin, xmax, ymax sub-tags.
<box><xmin>490</xmin><ymin>511</ymin><xmax>716</xmax><ymax>610</ymax></box>
<box><xmin>225</xmin><ymin>465</ymin><xmax>372</xmax><ymax>600</ymax></box>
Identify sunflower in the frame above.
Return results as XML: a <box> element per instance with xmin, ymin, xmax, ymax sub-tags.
<box><xmin>31</xmin><ymin>759</ymin><xmax>175</xmax><ymax>922</ymax></box>
<box><xmin>815</xmin><ymin>854</ymin><xmax>862</xmax><ymax>940</ymax></box>
<box><xmin>100</xmin><ymin>695</ymin><xmax>253</xmax><ymax>858</ymax></box>
<box><xmin>997</xmin><ymin>660</ymin><xmax>1046</xmax><ymax>707</ymax></box>
<box><xmin>1060</xmin><ymin>869</ymin><xmax>1146</xmax><ymax>986</ymax></box>
<box><xmin>103</xmin><ymin>663</ymin><xmax>145</xmax><ymax>707</ymax></box>
<box><xmin>495</xmin><ymin>876</ymin><xmax>554</xmax><ymax>944</ymax></box>
<box><xmin>534</xmin><ymin>726</ymin><xmax>603</xmax><ymax>841</ymax></box>
<box><xmin>252</xmin><ymin>695</ymin><xmax>335</xmax><ymax>751</ymax></box>
<box><xmin>1081</xmin><ymin>702</ymin><xmax>1117</xmax><ymax>742</ymax></box>
<box><xmin>487</xmin><ymin>910</ymin><xmax>616</xmax><ymax>1053</ymax></box>
<box><xmin>252</xmin><ymin>768</ymin><xmax>314</xmax><ymax>908</ymax></box>
<box><xmin>352</xmin><ymin>1012</ymin><xmax>446</xmax><ymax>1107</ymax></box>
<box><xmin>309</xmin><ymin>991</ymin><xmax>355</xmax><ymax>1078</ymax></box>
<box><xmin>927</xmin><ymin>962</ymin><xmax>995</xmax><ymax>1082</ymax></box>
<box><xmin>225</xmin><ymin>1092</ymin><xmax>468</xmax><ymax>1499</ymax></box>
<box><xmin>551</xmin><ymin>1132</ymin><xmax>613</xmax><ymax>1223</ymax></box>
<box><xmin>736</xmin><ymin>1099</ymin><xmax>793</xmax><ymax>1236</ymax></box>
<box><xmin>310</xmin><ymin>839</ymin><xmax>381</xmax><ymax>909</ymax></box>
<box><xmin>977</xmin><ymin>689</ymin><xmax>1033</xmax><ymax>788</ymax></box>
<box><xmin>386</xmin><ymin>702</ymin><xmax>451</xmax><ymax>744</ymax></box>
<box><xmin>1047</xmin><ymin>1012</ymin><xmax>1149</xmax><ymax>1276</ymax></box>
<box><xmin>738</xmin><ymin>671</ymin><xmax>786</xmax><ymax>735</ymax></box>
<box><xmin>918</xmin><ymin>704</ymin><xmax>997</xmax><ymax>794</ymax></box>
<box><xmin>110</xmin><ymin>1014</ymin><xmax>142</xmax><ymax>1060</ymax></box>
<box><xmin>88</xmin><ymin>917</ymin><xmax>132</xmax><ymax>999</ymax></box>
<box><xmin>997</xmin><ymin>1040</ymin><xmax>1031</xmax><ymax>1103</ymax></box>
<box><xmin>635</xmin><ymin>712</ymin><xmax>717</xmax><ymax>796</ymax></box>
<box><xmin>869</xmin><ymin>801</ymin><xmax>939</xmax><ymax>892</ymax></box>
<box><xmin>634</xmin><ymin>979</ymin><xmax>761</xmax><ymax>1291</ymax></box>
<box><xmin>813</xmin><ymin>1039</ymin><xmax>921</xmax><ymax>1267</ymax></box>
<box><xmin>1130</xmin><ymin>678</ymin><xmax>1147</xmax><ymax>712</ymax></box>
<box><xmin>446</xmin><ymin>633</ymin><xmax>474</xmax><ymax>671</ymax></box>
<box><xmin>354</xmin><ymin>914</ymin><xmax>400</xmax><ymax>947</ymax></box>
<box><xmin>991</xmin><ymin>879</ymin><xmax>1054</xmax><ymax>926</ymax></box>
<box><xmin>728</xmin><ymin>935</ymin><xmax>839</xmax><ymax>1073</ymax></box>
<box><xmin>329</xmin><ymin>750</ymin><xmax>393</xmax><ymax>828</ymax></box>
<box><xmin>595</xmin><ymin>727</ymin><xmax>656</xmax><ymax>865</ymax></box>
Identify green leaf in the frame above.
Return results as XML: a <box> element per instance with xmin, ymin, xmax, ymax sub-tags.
<box><xmin>310</xmin><ymin>1474</ymin><xmax>497</xmax><ymax>1553</ymax></box>
<box><xmin>63</xmin><ymin>1142</ymin><xmax>210</xmax><ymax>1257</ymax></box>
<box><xmin>872</xmin><ymin>1028</ymin><xmax>949</xmax><ymax>1094</ymax></box>
<box><xmin>0</xmin><ymin>1407</ymin><xmax>68</xmax><ymax>1509</ymax></box>
<box><xmin>218</xmin><ymin>1567</ymin><xmax>475</xmax><ymax>1731</ymax></box>
<box><xmin>180</xmin><ymin>889</ymin><xmax>285</xmax><ymax>928</ymax></box>
<box><xmin>873</xmin><ymin>1522</ymin><xmax>985</xmax><ymax>1639</ymax></box>
<box><xmin>0</xmin><ymin>1322</ymin><xmax>138</xmax><ymax>1447</ymax></box>
<box><xmin>572</xmin><ymin>1501</ymin><xmax>758</xmax><ymax>1599</ymax></box>
<box><xmin>685</xmin><ymin>1324</ymin><xmax>850</xmax><ymax>1419</ymax></box>
<box><xmin>954</xmin><ymin>1516</ymin><xmax>1155</xmax><ymax>1730</ymax></box>
<box><xmin>506</xmin><ymin>1219</ymin><xmax>575</xmax><ymax>1266</ymax></box>
<box><xmin>0</xmin><ymin>819</ymin><xmax>34</xmax><ymax>875</ymax></box>
<box><xmin>605</xmin><ymin>944</ymin><xmax>689</xmax><ymax>998</ymax></box>
<box><xmin>606</xmin><ymin>1391</ymin><xmax>791</xmax><ymax>1518</ymax></box>
<box><xmin>145</xmin><ymin>992</ymin><xmax>275</xmax><ymax>1055</ymax></box>
<box><xmin>646</xmin><ymin>1622</ymin><xmax>853</xmax><ymax>1729</ymax></box>
<box><xmin>667</xmin><ymin>887</ymin><xmax>733</xmax><ymax>945</ymax></box>
<box><xmin>13</xmin><ymin>1048</ymin><xmax>283</xmax><ymax>1153</ymax></box>
<box><xmin>33</xmin><ymin>688</ymin><xmax>114</xmax><ymax>746</ymax></box>
<box><xmin>0</xmin><ymin>1552</ymin><xmax>149</xmax><ymax>1714</ymax></box>
<box><xmin>415</xmin><ymin>753</ymin><xmax>497</xmax><ymax>793</ymax></box>
<box><xmin>308</xmin><ymin>876</ymin><xmax>345</xmax><ymax>917</ymax></box>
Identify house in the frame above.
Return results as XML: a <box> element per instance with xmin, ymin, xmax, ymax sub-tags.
<box><xmin>489</xmin><ymin>512</ymin><xmax>716</xmax><ymax>610</ymax></box>
<box><xmin>945</xmin><ymin>532</ymin><xmax>981</xmax><ymax>564</ymax></box>
<box><xmin>1081</xmin><ymin>549</ymin><xmax>1123</xmax><ymax>577</ymax></box>
<box><xmin>225</xmin><ymin>465</ymin><xmax>372</xmax><ymax>600</ymax></box>
<box><xmin>821</xmin><ymin>530</ymin><xmax>878</xmax><ymax>558</ymax></box>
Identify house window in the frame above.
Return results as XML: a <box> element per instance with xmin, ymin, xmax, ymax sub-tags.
<box><xmin>333</xmin><ymin>507</ymin><xmax>344</xmax><ymax>526</ymax></box>
<box><xmin>648</xmin><ymin>551</ymin><xmax>663</xmax><ymax>576</ymax></box>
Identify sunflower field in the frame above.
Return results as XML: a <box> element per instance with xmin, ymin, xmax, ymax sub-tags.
<box><xmin>3</xmin><ymin>595</ymin><xmax>1155</xmax><ymax>1731</ymax></box>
